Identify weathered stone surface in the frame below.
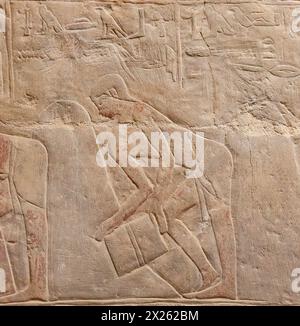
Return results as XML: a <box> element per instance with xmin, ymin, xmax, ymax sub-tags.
<box><xmin>0</xmin><ymin>0</ymin><xmax>300</xmax><ymax>305</ymax></box>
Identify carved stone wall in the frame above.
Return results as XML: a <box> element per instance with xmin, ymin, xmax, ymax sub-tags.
<box><xmin>0</xmin><ymin>0</ymin><xmax>300</xmax><ymax>305</ymax></box>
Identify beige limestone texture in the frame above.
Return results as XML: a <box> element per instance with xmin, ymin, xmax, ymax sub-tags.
<box><xmin>0</xmin><ymin>0</ymin><xmax>299</xmax><ymax>305</ymax></box>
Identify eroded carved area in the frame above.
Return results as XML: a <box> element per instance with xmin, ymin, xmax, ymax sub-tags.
<box><xmin>0</xmin><ymin>134</ymin><xmax>48</xmax><ymax>302</ymax></box>
<box><xmin>7</xmin><ymin>1</ymin><xmax>300</xmax><ymax>129</ymax></box>
<box><xmin>0</xmin><ymin>0</ymin><xmax>299</xmax><ymax>304</ymax></box>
